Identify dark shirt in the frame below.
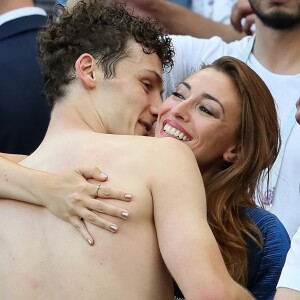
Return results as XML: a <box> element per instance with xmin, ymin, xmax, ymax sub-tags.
<box><xmin>0</xmin><ymin>14</ymin><xmax>51</xmax><ymax>154</ymax></box>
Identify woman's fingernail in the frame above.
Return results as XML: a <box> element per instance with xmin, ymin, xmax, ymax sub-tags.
<box><xmin>100</xmin><ymin>172</ymin><xmax>108</xmax><ymax>179</ymax></box>
<box><xmin>87</xmin><ymin>238</ymin><xmax>93</xmax><ymax>245</ymax></box>
<box><xmin>124</xmin><ymin>193</ymin><xmax>132</xmax><ymax>200</ymax></box>
<box><xmin>110</xmin><ymin>224</ymin><xmax>118</xmax><ymax>232</ymax></box>
<box><xmin>121</xmin><ymin>211</ymin><xmax>129</xmax><ymax>219</ymax></box>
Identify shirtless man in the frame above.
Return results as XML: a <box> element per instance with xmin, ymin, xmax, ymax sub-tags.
<box><xmin>0</xmin><ymin>1</ymin><xmax>252</xmax><ymax>299</ymax></box>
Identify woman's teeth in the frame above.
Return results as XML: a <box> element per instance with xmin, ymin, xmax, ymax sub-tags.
<box><xmin>163</xmin><ymin>124</ymin><xmax>191</xmax><ymax>141</ymax></box>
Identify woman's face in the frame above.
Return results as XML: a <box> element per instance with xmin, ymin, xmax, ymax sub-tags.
<box><xmin>155</xmin><ymin>68</ymin><xmax>241</xmax><ymax>176</ymax></box>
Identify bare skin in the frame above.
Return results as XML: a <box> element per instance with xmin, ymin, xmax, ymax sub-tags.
<box><xmin>0</xmin><ymin>43</ymin><xmax>252</xmax><ymax>299</ymax></box>
<box><xmin>0</xmin><ymin>133</ymin><xmax>181</xmax><ymax>299</ymax></box>
<box><xmin>235</xmin><ymin>0</ymin><xmax>300</xmax><ymax>75</ymax></box>
<box><xmin>106</xmin><ymin>0</ymin><xmax>245</xmax><ymax>42</ymax></box>
<box><xmin>275</xmin><ymin>287</ymin><xmax>300</xmax><ymax>299</ymax></box>
<box><xmin>0</xmin><ymin>120</ymin><xmax>240</xmax><ymax>299</ymax></box>
<box><xmin>230</xmin><ymin>0</ymin><xmax>255</xmax><ymax>35</ymax></box>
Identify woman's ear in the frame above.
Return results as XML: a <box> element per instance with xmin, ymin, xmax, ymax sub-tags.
<box><xmin>223</xmin><ymin>144</ymin><xmax>241</xmax><ymax>163</ymax></box>
<box><xmin>75</xmin><ymin>53</ymin><xmax>97</xmax><ymax>88</ymax></box>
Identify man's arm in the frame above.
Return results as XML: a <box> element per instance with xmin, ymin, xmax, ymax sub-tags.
<box><xmin>124</xmin><ymin>0</ymin><xmax>245</xmax><ymax>42</ymax></box>
<box><xmin>150</xmin><ymin>138</ymin><xmax>253</xmax><ymax>299</ymax></box>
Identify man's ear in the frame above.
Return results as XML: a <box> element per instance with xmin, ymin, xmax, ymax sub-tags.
<box><xmin>223</xmin><ymin>144</ymin><xmax>241</xmax><ymax>164</ymax></box>
<box><xmin>75</xmin><ymin>53</ymin><xmax>97</xmax><ymax>88</ymax></box>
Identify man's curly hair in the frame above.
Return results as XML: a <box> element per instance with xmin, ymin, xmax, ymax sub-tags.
<box><xmin>38</xmin><ymin>0</ymin><xmax>174</xmax><ymax>107</ymax></box>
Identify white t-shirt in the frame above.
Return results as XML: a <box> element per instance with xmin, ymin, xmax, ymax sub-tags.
<box><xmin>191</xmin><ymin>0</ymin><xmax>237</xmax><ymax>24</ymax></box>
<box><xmin>277</xmin><ymin>226</ymin><xmax>300</xmax><ymax>291</ymax></box>
<box><xmin>164</xmin><ymin>35</ymin><xmax>300</xmax><ymax>238</ymax></box>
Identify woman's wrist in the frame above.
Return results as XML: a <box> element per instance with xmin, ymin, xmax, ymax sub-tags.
<box><xmin>29</xmin><ymin>169</ymin><xmax>55</xmax><ymax>208</ymax></box>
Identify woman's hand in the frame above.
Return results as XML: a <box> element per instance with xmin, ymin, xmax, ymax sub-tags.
<box><xmin>40</xmin><ymin>166</ymin><xmax>132</xmax><ymax>245</ymax></box>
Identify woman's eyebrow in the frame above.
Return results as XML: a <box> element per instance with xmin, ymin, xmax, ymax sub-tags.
<box><xmin>201</xmin><ymin>92</ymin><xmax>225</xmax><ymax>113</ymax></box>
<box><xmin>179</xmin><ymin>82</ymin><xmax>225</xmax><ymax>113</ymax></box>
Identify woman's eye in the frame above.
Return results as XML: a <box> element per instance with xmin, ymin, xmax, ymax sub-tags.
<box><xmin>143</xmin><ymin>82</ymin><xmax>151</xmax><ymax>90</ymax></box>
<box><xmin>171</xmin><ymin>91</ymin><xmax>185</xmax><ymax>100</ymax></box>
<box><xmin>199</xmin><ymin>105</ymin><xmax>214</xmax><ymax>116</ymax></box>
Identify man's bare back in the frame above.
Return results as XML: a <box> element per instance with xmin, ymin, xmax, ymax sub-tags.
<box><xmin>0</xmin><ymin>132</ymin><xmax>177</xmax><ymax>299</ymax></box>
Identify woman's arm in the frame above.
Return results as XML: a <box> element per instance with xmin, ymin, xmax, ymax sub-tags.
<box><xmin>0</xmin><ymin>156</ymin><xmax>132</xmax><ymax>244</ymax></box>
<box><xmin>151</xmin><ymin>139</ymin><xmax>253</xmax><ymax>299</ymax></box>
<box><xmin>0</xmin><ymin>152</ymin><xmax>27</xmax><ymax>163</ymax></box>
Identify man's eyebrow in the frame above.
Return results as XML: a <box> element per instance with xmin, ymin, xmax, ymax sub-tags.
<box><xmin>179</xmin><ymin>81</ymin><xmax>191</xmax><ymax>90</ymax></box>
<box><xmin>179</xmin><ymin>81</ymin><xmax>225</xmax><ymax>113</ymax></box>
<box><xmin>146</xmin><ymin>69</ymin><xmax>163</xmax><ymax>85</ymax></box>
<box><xmin>146</xmin><ymin>69</ymin><xmax>164</xmax><ymax>93</ymax></box>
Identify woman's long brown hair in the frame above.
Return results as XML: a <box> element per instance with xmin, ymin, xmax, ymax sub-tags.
<box><xmin>202</xmin><ymin>56</ymin><xmax>280</xmax><ymax>285</ymax></box>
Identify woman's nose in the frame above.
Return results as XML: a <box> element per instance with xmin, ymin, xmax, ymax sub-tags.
<box><xmin>171</xmin><ymin>100</ymin><xmax>190</xmax><ymax>121</ymax></box>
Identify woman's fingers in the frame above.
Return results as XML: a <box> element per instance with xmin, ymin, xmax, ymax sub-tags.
<box><xmin>69</xmin><ymin>217</ymin><xmax>94</xmax><ymax>246</ymax></box>
<box><xmin>80</xmin><ymin>208</ymin><xmax>120</xmax><ymax>233</ymax></box>
<box><xmin>91</xmin><ymin>184</ymin><xmax>132</xmax><ymax>202</ymax></box>
<box><xmin>85</xmin><ymin>199</ymin><xmax>129</xmax><ymax>219</ymax></box>
<box><xmin>75</xmin><ymin>166</ymin><xmax>108</xmax><ymax>182</ymax></box>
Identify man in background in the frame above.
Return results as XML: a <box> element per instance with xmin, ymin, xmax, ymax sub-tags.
<box><xmin>0</xmin><ymin>0</ymin><xmax>51</xmax><ymax>154</ymax></box>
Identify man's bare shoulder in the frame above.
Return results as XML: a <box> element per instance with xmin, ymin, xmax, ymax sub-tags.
<box><xmin>131</xmin><ymin>136</ymin><xmax>199</xmax><ymax>178</ymax></box>
<box><xmin>90</xmin><ymin>133</ymin><xmax>194</xmax><ymax>160</ymax></box>
<box><xmin>132</xmin><ymin>136</ymin><xmax>194</xmax><ymax>159</ymax></box>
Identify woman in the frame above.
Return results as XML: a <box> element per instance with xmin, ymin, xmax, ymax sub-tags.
<box><xmin>0</xmin><ymin>57</ymin><xmax>289</xmax><ymax>299</ymax></box>
<box><xmin>155</xmin><ymin>56</ymin><xmax>290</xmax><ymax>299</ymax></box>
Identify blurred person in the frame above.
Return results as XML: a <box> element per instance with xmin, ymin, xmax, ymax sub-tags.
<box><xmin>0</xmin><ymin>1</ymin><xmax>253</xmax><ymax>299</ymax></box>
<box><xmin>0</xmin><ymin>0</ymin><xmax>51</xmax><ymax>154</ymax></box>
<box><xmin>274</xmin><ymin>99</ymin><xmax>300</xmax><ymax>300</ymax></box>
<box><xmin>230</xmin><ymin>0</ymin><xmax>256</xmax><ymax>35</ymax></box>
<box><xmin>275</xmin><ymin>227</ymin><xmax>300</xmax><ymax>299</ymax></box>
<box><xmin>56</xmin><ymin>0</ymin><xmax>67</xmax><ymax>5</ymax></box>
<box><xmin>34</xmin><ymin>0</ymin><xmax>57</xmax><ymax>14</ymax></box>
<box><xmin>122</xmin><ymin>0</ymin><xmax>245</xmax><ymax>42</ymax></box>
<box><xmin>169</xmin><ymin>0</ymin><xmax>191</xmax><ymax>8</ymax></box>
<box><xmin>181</xmin><ymin>0</ymin><xmax>237</xmax><ymax>24</ymax></box>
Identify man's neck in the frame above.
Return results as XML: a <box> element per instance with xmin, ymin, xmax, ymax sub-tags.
<box><xmin>24</xmin><ymin>97</ymin><xmax>107</xmax><ymax>170</ymax></box>
<box><xmin>46</xmin><ymin>98</ymin><xmax>106</xmax><ymax>140</ymax></box>
<box><xmin>253</xmin><ymin>18</ymin><xmax>300</xmax><ymax>75</ymax></box>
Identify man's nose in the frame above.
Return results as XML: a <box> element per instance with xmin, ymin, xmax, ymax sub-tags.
<box><xmin>149</xmin><ymin>94</ymin><xmax>163</xmax><ymax>117</ymax></box>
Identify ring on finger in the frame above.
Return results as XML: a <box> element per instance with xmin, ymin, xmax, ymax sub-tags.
<box><xmin>95</xmin><ymin>184</ymin><xmax>101</xmax><ymax>199</ymax></box>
